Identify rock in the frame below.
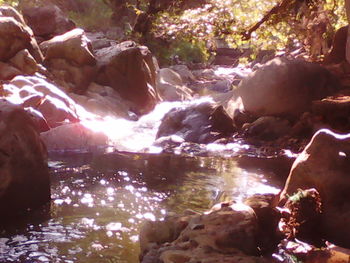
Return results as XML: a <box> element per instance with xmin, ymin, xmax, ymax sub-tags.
<box><xmin>95</xmin><ymin>41</ymin><xmax>159</xmax><ymax>115</ymax></box>
<box><xmin>156</xmin><ymin>101</ymin><xmax>235</xmax><ymax>144</ymax></box>
<box><xmin>0</xmin><ymin>100</ymin><xmax>50</xmax><ymax>217</ymax></box>
<box><xmin>4</xmin><ymin>75</ymin><xmax>80</xmax><ymax>128</ymax></box>
<box><xmin>9</xmin><ymin>49</ymin><xmax>39</xmax><ymax>75</ymax></box>
<box><xmin>280</xmin><ymin>129</ymin><xmax>350</xmax><ymax>247</ymax></box>
<box><xmin>0</xmin><ymin>62</ymin><xmax>22</xmax><ymax>80</ymax></box>
<box><xmin>324</xmin><ymin>25</ymin><xmax>347</xmax><ymax>64</ymax></box>
<box><xmin>236</xmin><ymin>57</ymin><xmax>339</xmax><ymax>118</ymax></box>
<box><xmin>40</xmin><ymin>28</ymin><xmax>97</xmax><ymax>92</ymax></box>
<box><xmin>69</xmin><ymin>82</ymin><xmax>132</xmax><ymax>119</ymax></box>
<box><xmin>243</xmin><ymin>116</ymin><xmax>291</xmax><ymax>140</ymax></box>
<box><xmin>21</xmin><ymin>5</ymin><xmax>75</xmax><ymax>40</ymax></box>
<box><xmin>140</xmin><ymin>202</ymin><xmax>268</xmax><ymax>263</ymax></box>
<box><xmin>169</xmin><ymin>64</ymin><xmax>195</xmax><ymax>82</ymax></box>
<box><xmin>0</xmin><ymin>6</ymin><xmax>43</xmax><ymax>63</ymax></box>
<box><xmin>312</xmin><ymin>95</ymin><xmax>350</xmax><ymax>131</ymax></box>
<box><xmin>40</xmin><ymin>123</ymin><xmax>108</xmax><ymax>151</ymax></box>
<box><xmin>85</xmin><ymin>32</ymin><xmax>112</xmax><ymax>51</ymax></box>
<box><xmin>157</xmin><ymin>68</ymin><xmax>193</xmax><ymax>101</ymax></box>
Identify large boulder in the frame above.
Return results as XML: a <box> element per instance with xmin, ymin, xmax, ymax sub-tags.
<box><xmin>21</xmin><ymin>5</ymin><xmax>75</xmax><ymax>40</ymax></box>
<box><xmin>40</xmin><ymin>28</ymin><xmax>97</xmax><ymax>92</ymax></box>
<box><xmin>156</xmin><ymin>101</ymin><xmax>235</xmax><ymax>144</ymax></box>
<box><xmin>140</xmin><ymin>202</ymin><xmax>267</xmax><ymax>263</ymax></box>
<box><xmin>280</xmin><ymin>129</ymin><xmax>350</xmax><ymax>247</ymax></box>
<box><xmin>156</xmin><ymin>68</ymin><xmax>193</xmax><ymax>101</ymax></box>
<box><xmin>95</xmin><ymin>41</ymin><xmax>159</xmax><ymax>115</ymax></box>
<box><xmin>0</xmin><ymin>100</ymin><xmax>50</xmax><ymax>217</ymax></box>
<box><xmin>0</xmin><ymin>6</ymin><xmax>43</xmax><ymax>63</ymax></box>
<box><xmin>236</xmin><ymin>57</ymin><xmax>339</xmax><ymax>118</ymax></box>
<box><xmin>4</xmin><ymin>75</ymin><xmax>80</xmax><ymax>128</ymax></box>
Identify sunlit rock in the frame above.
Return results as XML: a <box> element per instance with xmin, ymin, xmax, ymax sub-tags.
<box><xmin>21</xmin><ymin>4</ymin><xmax>75</xmax><ymax>40</ymax></box>
<box><xmin>0</xmin><ymin>6</ymin><xmax>43</xmax><ymax>63</ymax></box>
<box><xmin>169</xmin><ymin>64</ymin><xmax>195</xmax><ymax>83</ymax></box>
<box><xmin>140</xmin><ymin>202</ymin><xmax>269</xmax><ymax>263</ymax></box>
<box><xmin>157</xmin><ymin>101</ymin><xmax>235</xmax><ymax>144</ymax></box>
<box><xmin>40</xmin><ymin>28</ymin><xmax>97</xmax><ymax>92</ymax></box>
<box><xmin>236</xmin><ymin>57</ymin><xmax>339</xmax><ymax>118</ymax></box>
<box><xmin>9</xmin><ymin>49</ymin><xmax>39</xmax><ymax>75</ymax></box>
<box><xmin>4</xmin><ymin>75</ymin><xmax>79</xmax><ymax>128</ymax></box>
<box><xmin>41</xmin><ymin>123</ymin><xmax>108</xmax><ymax>151</ymax></box>
<box><xmin>280</xmin><ymin>129</ymin><xmax>350</xmax><ymax>247</ymax></box>
<box><xmin>156</xmin><ymin>68</ymin><xmax>193</xmax><ymax>101</ymax></box>
<box><xmin>95</xmin><ymin>41</ymin><xmax>159</xmax><ymax>115</ymax></box>
<box><xmin>0</xmin><ymin>100</ymin><xmax>50</xmax><ymax>217</ymax></box>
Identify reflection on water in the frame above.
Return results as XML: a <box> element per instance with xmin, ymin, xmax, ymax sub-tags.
<box><xmin>0</xmin><ymin>152</ymin><xmax>292</xmax><ymax>262</ymax></box>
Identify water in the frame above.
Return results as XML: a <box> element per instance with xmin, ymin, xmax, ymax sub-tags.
<box><xmin>0</xmin><ymin>152</ymin><xmax>292</xmax><ymax>263</ymax></box>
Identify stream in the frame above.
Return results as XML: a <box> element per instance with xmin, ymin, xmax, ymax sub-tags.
<box><xmin>0</xmin><ymin>67</ymin><xmax>294</xmax><ymax>262</ymax></box>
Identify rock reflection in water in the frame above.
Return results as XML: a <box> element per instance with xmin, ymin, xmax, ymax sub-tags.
<box><xmin>0</xmin><ymin>152</ymin><xmax>292</xmax><ymax>262</ymax></box>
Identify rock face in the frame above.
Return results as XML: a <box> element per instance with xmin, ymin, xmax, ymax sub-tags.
<box><xmin>40</xmin><ymin>28</ymin><xmax>97</xmax><ymax>92</ymax></box>
<box><xmin>156</xmin><ymin>101</ymin><xmax>235</xmax><ymax>144</ymax></box>
<box><xmin>156</xmin><ymin>68</ymin><xmax>193</xmax><ymax>101</ymax></box>
<box><xmin>96</xmin><ymin>41</ymin><xmax>158</xmax><ymax>115</ymax></box>
<box><xmin>280</xmin><ymin>129</ymin><xmax>350</xmax><ymax>247</ymax></box>
<box><xmin>0</xmin><ymin>100</ymin><xmax>50</xmax><ymax>216</ymax></box>
<box><xmin>22</xmin><ymin>5</ymin><xmax>75</xmax><ymax>40</ymax></box>
<box><xmin>236</xmin><ymin>57</ymin><xmax>339</xmax><ymax>118</ymax></box>
<box><xmin>140</xmin><ymin>202</ymin><xmax>268</xmax><ymax>263</ymax></box>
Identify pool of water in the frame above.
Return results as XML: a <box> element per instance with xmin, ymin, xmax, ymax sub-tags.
<box><xmin>0</xmin><ymin>151</ymin><xmax>293</xmax><ymax>263</ymax></box>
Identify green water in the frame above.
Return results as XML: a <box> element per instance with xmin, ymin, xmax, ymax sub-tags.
<box><xmin>0</xmin><ymin>152</ymin><xmax>292</xmax><ymax>263</ymax></box>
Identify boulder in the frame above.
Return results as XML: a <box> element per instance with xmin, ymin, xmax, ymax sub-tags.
<box><xmin>280</xmin><ymin>129</ymin><xmax>350</xmax><ymax>247</ymax></box>
<box><xmin>156</xmin><ymin>68</ymin><xmax>193</xmax><ymax>101</ymax></box>
<box><xmin>236</xmin><ymin>57</ymin><xmax>339</xmax><ymax>118</ymax></box>
<box><xmin>9</xmin><ymin>49</ymin><xmax>39</xmax><ymax>75</ymax></box>
<box><xmin>21</xmin><ymin>5</ymin><xmax>75</xmax><ymax>40</ymax></box>
<box><xmin>40</xmin><ymin>123</ymin><xmax>108</xmax><ymax>151</ymax></box>
<box><xmin>140</xmin><ymin>202</ymin><xmax>267</xmax><ymax>263</ymax></box>
<box><xmin>156</xmin><ymin>101</ymin><xmax>235</xmax><ymax>144</ymax></box>
<box><xmin>0</xmin><ymin>100</ymin><xmax>50</xmax><ymax>217</ymax></box>
<box><xmin>0</xmin><ymin>6</ymin><xmax>43</xmax><ymax>63</ymax></box>
<box><xmin>4</xmin><ymin>75</ymin><xmax>79</xmax><ymax>128</ymax></box>
<box><xmin>169</xmin><ymin>64</ymin><xmax>195</xmax><ymax>82</ymax></box>
<box><xmin>40</xmin><ymin>28</ymin><xmax>97</xmax><ymax>92</ymax></box>
<box><xmin>95</xmin><ymin>41</ymin><xmax>159</xmax><ymax>115</ymax></box>
<box><xmin>0</xmin><ymin>62</ymin><xmax>22</xmax><ymax>80</ymax></box>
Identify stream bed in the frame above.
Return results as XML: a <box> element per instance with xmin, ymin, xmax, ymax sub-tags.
<box><xmin>0</xmin><ymin>151</ymin><xmax>293</xmax><ymax>262</ymax></box>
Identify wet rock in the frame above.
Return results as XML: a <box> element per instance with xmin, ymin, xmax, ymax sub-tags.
<box><xmin>40</xmin><ymin>28</ymin><xmax>97</xmax><ymax>92</ymax></box>
<box><xmin>40</xmin><ymin>123</ymin><xmax>108</xmax><ymax>151</ymax></box>
<box><xmin>0</xmin><ymin>100</ymin><xmax>50</xmax><ymax>217</ymax></box>
<box><xmin>21</xmin><ymin>5</ymin><xmax>75</xmax><ymax>40</ymax></box>
<box><xmin>0</xmin><ymin>6</ymin><xmax>43</xmax><ymax>63</ymax></box>
<box><xmin>4</xmin><ymin>75</ymin><xmax>79</xmax><ymax>128</ymax></box>
<box><xmin>157</xmin><ymin>68</ymin><xmax>193</xmax><ymax>101</ymax></box>
<box><xmin>280</xmin><ymin>129</ymin><xmax>350</xmax><ymax>247</ymax></box>
<box><xmin>243</xmin><ymin>116</ymin><xmax>291</xmax><ymax>141</ymax></box>
<box><xmin>95</xmin><ymin>41</ymin><xmax>159</xmax><ymax>115</ymax></box>
<box><xmin>156</xmin><ymin>101</ymin><xmax>235</xmax><ymax>144</ymax></box>
<box><xmin>140</xmin><ymin>202</ymin><xmax>268</xmax><ymax>263</ymax></box>
<box><xmin>236</xmin><ymin>57</ymin><xmax>339</xmax><ymax>118</ymax></box>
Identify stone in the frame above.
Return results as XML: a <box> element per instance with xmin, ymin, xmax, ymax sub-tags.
<box><xmin>21</xmin><ymin>5</ymin><xmax>75</xmax><ymax>40</ymax></box>
<box><xmin>280</xmin><ymin>129</ymin><xmax>350</xmax><ymax>247</ymax></box>
<box><xmin>140</xmin><ymin>202</ymin><xmax>268</xmax><ymax>263</ymax></box>
<box><xmin>0</xmin><ymin>6</ymin><xmax>43</xmax><ymax>63</ymax></box>
<box><xmin>95</xmin><ymin>41</ymin><xmax>159</xmax><ymax>115</ymax></box>
<box><xmin>156</xmin><ymin>101</ymin><xmax>235</xmax><ymax>144</ymax></box>
<box><xmin>0</xmin><ymin>100</ymin><xmax>50</xmax><ymax>217</ymax></box>
<box><xmin>236</xmin><ymin>57</ymin><xmax>339</xmax><ymax>118</ymax></box>
<box><xmin>169</xmin><ymin>64</ymin><xmax>195</xmax><ymax>82</ymax></box>
<box><xmin>4</xmin><ymin>75</ymin><xmax>80</xmax><ymax>128</ymax></box>
<box><xmin>156</xmin><ymin>68</ymin><xmax>193</xmax><ymax>101</ymax></box>
<box><xmin>40</xmin><ymin>28</ymin><xmax>97</xmax><ymax>91</ymax></box>
<box><xmin>40</xmin><ymin>123</ymin><xmax>108</xmax><ymax>151</ymax></box>
<box><xmin>0</xmin><ymin>62</ymin><xmax>22</xmax><ymax>80</ymax></box>
<box><xmin>9</xmin><ymin>49</ymin><xmax>39</xmax><ymax>75</ymax></box>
